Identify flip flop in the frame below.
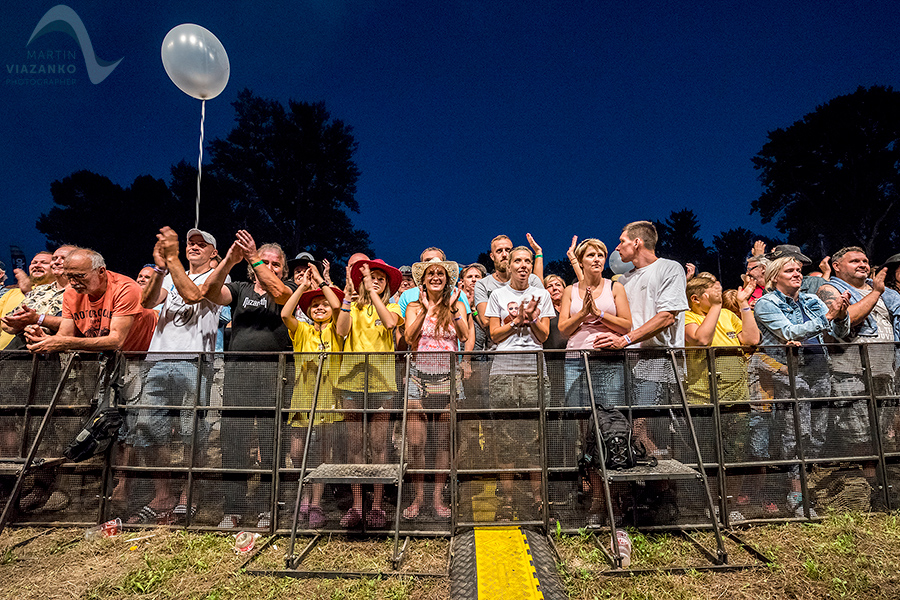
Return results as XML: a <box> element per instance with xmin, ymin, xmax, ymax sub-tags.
<box><xmin>434</xmin><ymin>504</ymin><xmax>451</xmax><ymax>519</ymax></box>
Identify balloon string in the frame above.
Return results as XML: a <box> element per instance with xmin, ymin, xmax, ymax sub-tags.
<box><xmin>195</xmin><ymin>99</ymin><xmax>206</xmax><ymax>229</ymax></box>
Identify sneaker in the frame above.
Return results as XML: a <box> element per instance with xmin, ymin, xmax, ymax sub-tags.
<box><xmin>308</xmin><ymin>506</ymin><xmax>326</xmax><ymax>528</ymax></box>
<box><xmin>366</xmin><ymin>508</ymin><xmax>387</xmax><ymax>528</ymax></box>
<box><xmin>256</xmin><ymin>512</ymin><xmax>272</xmax><ymax>528</ymax></box>
<box><xmin>728</xmin><ymin>510</ymin><xmax>745</xmax><ymax>522</ymax></box>
<box><xmin>787</xmin><ymin>492</ymin><xmax>817</xmax><ymax>518</ymax></box>
<box><xmin>218</xmin><ymin>514</ymin><xmax>241</xmax><ymax>528</ymax></box>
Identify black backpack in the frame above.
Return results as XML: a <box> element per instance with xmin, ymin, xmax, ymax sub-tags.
<box><xmin>64</xmin><ymin>355</ymin><xmax>125</xmax><ymax>463</ymax></box>
<box><xmin>581</xmin><ymin>407</ymin><xmax>656</xmax><ymax>471</ymax></box>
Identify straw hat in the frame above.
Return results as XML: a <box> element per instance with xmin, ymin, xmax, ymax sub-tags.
<box><xmin>411</xmin><ymin>257</ymin><xmax>460</xmax><ymax>288</ymax></box>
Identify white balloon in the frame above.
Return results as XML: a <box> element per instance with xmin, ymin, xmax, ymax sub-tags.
<box><xmin>608</xmin><ymin>250</ymin><xmax>634</xmax><ymax>275</ymax></box>
<box><xmin>161</xmin><ymin>24</ymin><xmax>230</xmax><ymax>100</ymax></box>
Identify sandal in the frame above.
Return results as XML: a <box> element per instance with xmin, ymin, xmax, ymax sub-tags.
<box><xmin>402</xmin><ymin>504</ymin><xmax>420</xmax><ymax>520</ymax></box>
<box><xmin>434</xmin><ymin>504</ymin><xmax>451</xmax><ymax>519</ymax></box>
<box><xmin>340</xmin><ymin>507</ymin><xmax>362</xmax><ymax>528</ymax></box>
<box><xmin>366</xmin><ymin>508</ymin><xmax>387</xmax><ymax>528</ymax></box>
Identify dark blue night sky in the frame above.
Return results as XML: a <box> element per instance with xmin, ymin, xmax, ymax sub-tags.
<box><xmin>2</xmin><ymin>1</ymin><xmax>898</xmax><ymax>275</ymax></box>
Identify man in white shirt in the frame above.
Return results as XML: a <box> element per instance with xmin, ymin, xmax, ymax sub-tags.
<box><xmin>119</xmin><ymin>226</ymin><xmax>224</xmax><ymax>524</ymax></box>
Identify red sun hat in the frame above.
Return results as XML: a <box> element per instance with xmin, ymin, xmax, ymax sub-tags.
<box><xmin>350</xmin><ymin>259</ymin><xmax>403</xmax><ymax>297</ymax></box>
<box><xmin>298</xmin><ymin>286</ymin><xmax>344</xmax><ymax>317</ymax></box>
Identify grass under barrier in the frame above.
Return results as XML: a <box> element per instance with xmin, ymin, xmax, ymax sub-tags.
<box><xmin>3</xmin><ymin>511</ymin><xmax>900</xmax><ymax>599</ymax></box>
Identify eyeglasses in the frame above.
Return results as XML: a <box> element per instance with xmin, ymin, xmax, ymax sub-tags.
<box><xmin>64</xmin><ymin>270</ymin><xmax>94</xmax><ymax>281</ymax></box>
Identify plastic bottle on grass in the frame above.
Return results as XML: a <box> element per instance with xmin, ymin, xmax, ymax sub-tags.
<box><xmin>612</xmin><ymin>528</ymin><xmax>632</xmax><ymax>568</ymax></box>
<box><xmin>85</xmin><ymin>518</ymin><xmax>122</xmax><ymax>541</ymax></box>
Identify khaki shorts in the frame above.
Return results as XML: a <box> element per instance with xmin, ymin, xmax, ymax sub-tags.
<box><xmin>489</xmin><ymin>373</ymin><xmax>550</xmax><ymax>467</ymax></box>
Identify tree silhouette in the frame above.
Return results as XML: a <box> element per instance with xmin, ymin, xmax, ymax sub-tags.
<box><xmin>711</xmin><ymin>227</ymin><xmax>781</xmax><ymax>288</ymax></box>
<box><xmin>37</xmin><ymin>90</ymin><xmax>373</xmax><ymax>276</ymax></box>
<box><xmin>36</xmin><ymin>171</ymin><xmax>192</xmax><ymax>274</ymax></box>
<box><xmin>752</xmin><ymin>85</ymin><xmax>900</xmax><ymax>261</ymax></box>
<box><xmin>653</xmin><ymin>209</ymin><xmax>711</xmax><ymax>270</ymax></box>
<box><xmin>177</xmin><ymin>88</ymin><xmax>373</xmax><ymax>264</ymax></box>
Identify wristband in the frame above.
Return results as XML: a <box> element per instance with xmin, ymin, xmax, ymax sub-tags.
<box><xmin>318</xmin><ymin>281</ymin><xmax>327</xmax><ymax>289</ymax></box>
<box><xmin>534</xmin><ymin>253</ymin><xmax>543</xmax><ymax>258</ymax></box>
<box><xmin>250</xmin><ymin>260</ymin><xmax>264</xmax><ymax>268</ymax></box>
<box><xmin>151</xmin><ymin>265</ymin><xmax>167</xmax><ymax>274</ymax></box>
<box><xmin>343</xmin><ymin>299</ymin><xmax>352</xmax><ymax>305</ymax></box>
<box><xmin>623</xmin><ymin>334</ymin><xmax>632</xmax><ymax>345</ymax></box>
<box><xmin>341</xmin><ymin>308</ymin><xmax>351</xmax><ymax>313</ymax></box>
<box><xmin>454</xmin><ymin>315</ymin><xmax>462</xmax><ymax>321</ymax></box>
<box><xmin>37</xmin><ymin>313</ymin><xmax>45</xmax><ymax>326</ymax></box>
<box><xmin>599</xmin><ymin>310</ymin><xmax>604</xmax><ymax>320</ymax></box>
<box><xmin>741</xmin><ymin>307</ymin><xmax>752</xmax><ymax>312</ymax></box>
<box><xmin>472</xmin><ymin>309</ymin><xmax>479</xmax><ymax>316</ymax></box>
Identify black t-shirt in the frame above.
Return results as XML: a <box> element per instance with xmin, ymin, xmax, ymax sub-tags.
<box><xmin>225</xmin><ymin>281</ymin><xmax>297</xmax><ymax>351</ymax></box>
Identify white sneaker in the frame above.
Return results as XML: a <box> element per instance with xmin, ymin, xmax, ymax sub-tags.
<box><xmin>218</xmin><ymin>514</ymin><xmax>241</xmax><ymax>528</ymax></box>
<box><xmin>257</xmin><ymin>512</ymin><xmax>272</xmax><ymax>528</ymax></box>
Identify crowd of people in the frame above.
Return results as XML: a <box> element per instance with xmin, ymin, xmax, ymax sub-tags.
<box><xmin>3</xmin><ymin>219</ymin><xmax>899</xmax><ymax>528</ymax></box>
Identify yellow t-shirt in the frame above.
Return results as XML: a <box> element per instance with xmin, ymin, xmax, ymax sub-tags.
<box><xmin>685</xmin><ymin>309</ymin><xmax>749</xmax><ymax>404</ymax></box>
<box><xmin>289</xmin><ymin>321</ymin><xmax>344</xmax><ymax>426</ymax></box>
<box><xmin>0</xmin><ymin>288</ymin><xmax>26</xmax><ymax>350</ymax></box>
<box><xmin>337</xmin><ymin>302</ymin><xmax>403</xmax><ymax>393</ymax></box>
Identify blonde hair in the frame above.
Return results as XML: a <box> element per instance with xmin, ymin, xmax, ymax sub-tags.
<box><xmin>764</xmin><ymin>256</ymin><xmax>803</xmax><ymax>291</ymax></box>
<box><xmin>685</xmin><ymin>272</ymin><xmax>717</xmax><ymax>306</ymax></box>
<box><xmin>357</xmin><ymin>267</ymin><xmax>393</xmax><ymax>306</ymax></box>
<box><xmin>574</xmin><ymin>238</ymin><xmax>607</xmax><ymax>263</ymax></box>
<box><xmin>543</xmin><ymin>274</ymin><xmax>565</xmax><ymax>289</ymax></box>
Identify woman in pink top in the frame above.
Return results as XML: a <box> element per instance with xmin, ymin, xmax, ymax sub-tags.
<box><xmin>403</xmin><ymin>258</ymin><xmax>468</xmax><ymax>519</ymax></box>
<box><xmin>557</xmin><ymin>238</ymin><xmax>632</xmax><ymax>523</ymax></box>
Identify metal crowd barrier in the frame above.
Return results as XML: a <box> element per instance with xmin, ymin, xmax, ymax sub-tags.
<box><xmin>0</xmin><ymin>341</ymin><xmax>897</xmax><ymax>535</ymax></box>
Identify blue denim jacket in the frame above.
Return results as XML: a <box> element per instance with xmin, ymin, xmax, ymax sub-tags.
<box><xmin>754</xmin><ymin>289</ymin><xmax>851</xmax><ymax>353</ymax></box>
<box><xmin>826</xmin><ymin>276</ymin><xmax>900</xmax><ymax>341</ymax></box>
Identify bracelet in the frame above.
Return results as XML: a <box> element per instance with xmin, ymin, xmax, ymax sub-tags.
<box><xmin>151</xmin><ymin>265</ymin><xmax>166</xmax><ymax>274</ymax></box>
<box><xmin>741</xmin><ymin>307</ymin><xmax>752</xmax><ymax>312</ymax></box>
<box><xmin>250</xmin><ymin>260</ymin><xmax>264</xmax><ymax>268</ymax></box>
<box><xmin>623</xmin><ymin>334</ymin><xmax>632</xmax><ymax>345</ymax></box>
<box><xmin>472</xmin><ymin>309</ymin><xmax>478</xmax><ymax>316</ymax></box>
<box><xmin>454</xmin><ymin>315</ymin><xmax>462</xmax><ymax>321</ymax></box>
<box><xmin>341</xmin><ymin>308</ymin><xmax>351</xmax><ymax>313</ymax></box>
<box><xmin>37</xmin><ymin>313</ymin><xmax>45</xmax><ymax>326</ymax></box>
<box><xmin>599</xmin><ymin>310</ymin><xmax>604</xmax><ymax>320</ymax></box>
<box><xmin>535</xmin><ymin>253</ymin><xmax>543</xmax><ymax>258</ymax></box>
<box><xmin>343</xmin><ymin>299</ymin><xmax>352</xmax><ymax>305</ymax></box>
<box><xmin>318</xmin><ymin>281</ymin><xmax>327</xmax><ymax>289</ymax></box>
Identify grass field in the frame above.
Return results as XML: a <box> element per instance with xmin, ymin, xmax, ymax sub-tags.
<box><xmin>3</xmin><ymin>511</ymin><xmax>900</xmax><ymax>599</ymax></box>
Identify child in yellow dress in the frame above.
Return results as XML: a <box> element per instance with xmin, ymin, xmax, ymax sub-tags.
<box><xmin>281</xmin><ymin>265</ymin><xmax>343</xmax><ymax>529</ymax></box>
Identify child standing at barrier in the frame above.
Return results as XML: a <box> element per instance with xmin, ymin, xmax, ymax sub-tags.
<box><xmin>281</xmin><ymin>265</ymin><xmax>343</xmax><ymax>529</ymax></box>
<box><xmin>403</xmin><ymin>257</ymin><xmax>468</xmax><ymax>520</ymax></box>
<box><xmin>685</xmin><ymin>273</ymin><xmax>759</xmax><ymax>520</ymax></box>
<box><xmin>336</xmin><ymin>259</ymin><xmax>404</xmax><ymax>528</ymax></box>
